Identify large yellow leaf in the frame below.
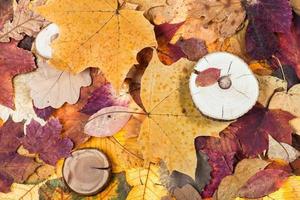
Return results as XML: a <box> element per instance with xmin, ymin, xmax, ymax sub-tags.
<box><xmin>139</xmin><ymin>52</ymin><xmax>230</xmax><ymax>178</ymax></box>
<box><xmin>126</xmin><ymin>164</ymin><xmax>168</xmax><ymax>200</ymax></box>
<box><xmin>35</xmin><ymin>0</ymin><xmax>156</xmax><ymax>91</ymax></box>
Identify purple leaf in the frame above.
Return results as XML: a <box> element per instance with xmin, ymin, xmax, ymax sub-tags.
<box><xmin>0</xmin><ymin>118</ymin><xmax>24</xmax><ymax>152</ymax></box>
<box><xmin>244</xmin><ymin>0</ymin><xmax>292</xmax><ymax>59</ymax></box>
<box><xmin>245</xmin><ymin>22</ymin><xmax>278</xmax><ymax>60</ymax></box>
<box><xmin>80</xmin><ymin>83</ymin><xmax>129</xmax><ymax>115</ymax></box>
<box><xmin>245</xmin><ymin>0</ymin><xmax>292</xmax><ymax>33</ymax></box>
<box><xmin>0</xmin><ymin>171</ymin><xmax>13</xmax><ymax>193</ymax></box>
<box><xmin>22</xmin><ymin>119</ymin><xmax>73</xmax><ymax>165</ymax></box>
<box><xmin>34</xmin><ymin>105</ymin><xmax>55</xmax><ymax>120</ymax></box>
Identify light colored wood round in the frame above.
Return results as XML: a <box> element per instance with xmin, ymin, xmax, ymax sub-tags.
<box><xmin>189</xmin><ymin>52</ymin><xmax>259</xmax><ymax>120</ymax></box>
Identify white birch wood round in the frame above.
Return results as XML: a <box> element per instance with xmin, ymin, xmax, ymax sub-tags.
<box><xmin>189</xmin><ymin>52</ymin><xmax>259</xmax><ymax>121</ymax></box>
<box><xmin>35</xmin><ymin>23</ymin><xmax>59</xmax><ymax>59</ymax></box>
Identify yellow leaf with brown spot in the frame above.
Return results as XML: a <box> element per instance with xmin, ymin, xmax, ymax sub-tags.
<box><xmin>139</xmin><ymin>52</ymin><xmax>230</xmax><ymax>178</ymax></box>
<box><xmin>35</xmin><ymin>0</ymin><xmax>156</xmax><ymax>91</ymax></box>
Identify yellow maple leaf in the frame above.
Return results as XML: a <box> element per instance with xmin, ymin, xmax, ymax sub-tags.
<box><xmin>35</xmin><ymin>0</ymin><xmax>156</xmax><ymax>91</ymax></box>
<box><xmin>126</xmin><ymin>164</ymin><xmax>168</xmax><ymax>200</ymax></box>
<box><xmin>139</xmin><ymin>52</ymin><xmax>230</xmax><ymax>178</ymax></box>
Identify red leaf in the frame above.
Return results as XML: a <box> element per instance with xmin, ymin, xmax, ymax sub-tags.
<box><xmin>238</xmin><ymin>169</ymin><xmax>289</xmax><ymax>198</ymax></box>
<box><xmin>0</xmin><ymin>0</ymin><xmax>13</xmax><ymax>30</ymax></box>
<box><xmin>277</xmin><ymin>15</ymin><xmax>300</xmax><ymax>78</ymax></box>
<box><xmin>195</xmin><ymin>68</ymin><xmax>221</xmax><ymax>87</ymax></box>
<box><xmin>0</xmin><ymin>41</ymin><xmax>36</xmax><ymax>109</ymax></box>
<box><xmin>154</xmin><ymin>23</ymin><xmax>186</xmax><ymax>65</ymax></box>
<box><xmin>176</xmin><ymin>38</ymin><xmax>207</xmax><ymax>62</ymax></box>
<box><xmin>200</xmin><ymin>149</ymin><xmax>235</xmax><ymax>198</ymax></box>
<box><xmin>22</xmin><ymin>119</ymin><xmax>73</xmax><ymax>165</ymax></box>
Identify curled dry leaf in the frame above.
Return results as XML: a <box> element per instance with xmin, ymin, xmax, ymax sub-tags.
<box><xmin>237</xmin><ymin>169</ymin><xmax>289</xmax><ymax>199</ymax></box>
<box><xmin>0</xmin><ymin>40</ymin><xmax>36</xmax><ymax>109</ymax></box>
<box><xmin>29</xmin><ymin>58</ymin><xmax>92</xmax><ymax>109</ymax></box>
<box><xmin>84</xmin><ymin>106</ymin><xmax>132</xmax><ymax>137</ymax></box>
<box><xmin>35</xmin><ymin>0</ymin><xmax>156</xmax><ymax>91</ymax></box>
<box><xmin>268</xmin><ymin>135</ymin><xmax>300</xmax><ymax>163</ymax></box>
<box><xmin>139</xmin><ymin>52</ymin><xmax>230</xmax><ymax>178</ymax></box>
<box><xmin>216</xmin><ymin>159</ymin><xmax>269</xmax><ymax>200</ymax></box>
<box><xmin>22</xmin><ymin>119</ymin><xmax>73</xmax><ymax>165</ymax></box>
<box><xmin>0</xmin><ymin>0</ymin><xmax>47</xmax><ymax>42</ymax></box>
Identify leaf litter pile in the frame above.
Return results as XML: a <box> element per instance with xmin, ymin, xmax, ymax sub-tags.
<box><xmin>2</xmin><ymin>0</ymin><xmax>300</xmax><ymax>199</ymax></box>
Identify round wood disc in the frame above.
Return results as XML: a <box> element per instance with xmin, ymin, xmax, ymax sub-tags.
<box><xmin>62</xmin><ymin>148</ymin><xmax>111</xmax><ymax>196</ymax></box>
<box><xmin>189</xmin><ymin>52</ymin><xmax>259</xmax><ymax>120</ymax></box>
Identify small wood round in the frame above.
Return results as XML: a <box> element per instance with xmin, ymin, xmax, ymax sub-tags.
<box><xmin>189</xmin><ymin>52</ymin><xmax>259</xmax><ymax>120</ymax></box>
<box><xmin>62</xmin><ymin>148</ymin><xmax>111</xmax><ymax>196</ymax></box>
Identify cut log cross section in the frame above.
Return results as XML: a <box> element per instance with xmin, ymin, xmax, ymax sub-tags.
<box><xmin>189</xmin><ymin>52</ymin><xmax>259</xmax><ymax>120</ymax></box>
<box><xmin>62</xmin><ymin>148</ymin><xmax>112</xmax><ymax>196</ymax></box>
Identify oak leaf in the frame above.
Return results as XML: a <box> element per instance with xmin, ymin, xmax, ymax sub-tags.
<box><xmin>0</xmin><ymin>0</ymin><xmax>47</xmax><ymax>42</ymax></box>
<box><xmin>139</xmin><ymin>52</ymin><xmax>230</xmax><ymax>178</ymax></box>
<box><xmin>149</xmin><ymin>0</ymin><xmax>245</xmax><ymax>44</ymax></box>
<box><xmin>29</xmin><ymin>58</ymin><xmax>92</xmax><ymax>109</ymax></box>
<box><xmin>35</xmin><ymin>0</ymin><xmax>156</xmax><ymax>91</ymax></box>
<box><xmin>0</xmin><ymin>41</ymin><xmax>36</xmax><ymax>109</ymax></box>
<box><xmin>0</xmin><ymin>0</ymin><xmax>13</xmax><ymax>30</ymax></box>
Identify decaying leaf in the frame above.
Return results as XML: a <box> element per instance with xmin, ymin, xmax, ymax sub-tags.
<box><xmin>237</xmin><ymin>169</ymin><xmax>289</xmax><ymax>199</ymax></box>
<box><xmin>216</xmin><ymin>159</ymin><xmax>269</xmax><ymax>200</ymax></box>
<box><xmin>35</xmin><ymin>0</ymin><xmax>156</xmax><ymax>91</ymax></box>
<box><xmin>139</xmin><ymin>52</ymin><xmax>230</xmax><ymax>178</ymax></box>
<box><xmin>268</xmin><ymin>135</ymin><xmax>300</xmax><ymax>163</ymax></box>
<box><xmin>21</xmin><ymin>119</ymin><xmax>73</xmax><ymax>165</ymax></box>
<box><xmin>0</xmin><ymin>0</ymin><xmax>13</xmax><ymax>30</ymax></box>
<box><xmin>0</xmin><ymin>40</ymin><xmax>36</xmax><ymax>109</ymax></box>
<box><xmin>0</xmin><ymin>0</ymin><xmax>47</xmax><ymax>42</ymax></box>
<box><xmin>126</xmin><ymin>164</ymin><xmax>168</xmax><ymax>200</ymax></box>
<box><xmin>29</xmin><ymin>58</ymin><xmax>92</xmax><ymax>109</ymax></box>
<box><xmin>149</xmin><ymin>0</ymin><xmax>245</xmax><ymax>44</ymax></box>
